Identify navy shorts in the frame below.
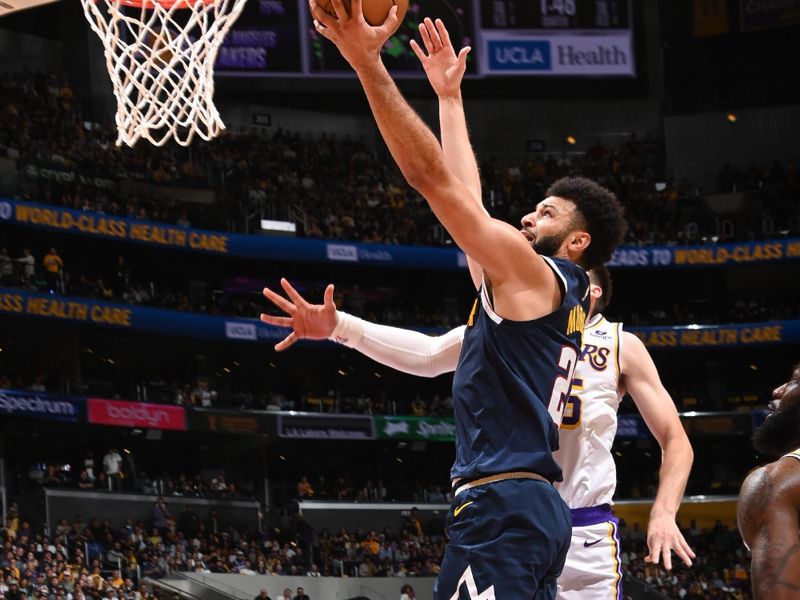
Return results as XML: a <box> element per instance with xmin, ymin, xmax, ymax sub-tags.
<box><xmin>434</xmin><ymin>477</ymin><xmax>572</xmax><ymax>600</ymax></box>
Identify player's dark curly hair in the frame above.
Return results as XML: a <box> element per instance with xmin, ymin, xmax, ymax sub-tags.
<box><xmin>545</xmin><ymin>177</ymin><xmax>627</xmax><ymax>270</ymax></box>
<box><xmin>588</xmin><ymin>265</ymin><xmax>613</xmax><ymax>314</ymax></box>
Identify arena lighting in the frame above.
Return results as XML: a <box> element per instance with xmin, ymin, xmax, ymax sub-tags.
<box><xmin>260</xmin><ymin>219</ymin><xmax>297</xmax><ymax>234</ymax></box>
<box><xmin>727</xmin><ymin>113</ymin><xmax>738</xmax><ymax>123</ymax></box>
<box><xmin>566</xmin><ymin>135</ymin><xmax>577</xmax><ymax>145</ymax></box>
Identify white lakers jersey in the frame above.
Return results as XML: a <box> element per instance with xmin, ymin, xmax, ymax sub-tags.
<box><xmin>783</xmin><ymin>447</ymin><xmax>800</xmax><ymax>462</ymax></box>
<box><xmin>554</xmin><ymin>314</ymin><xmax>623</xmax><ymax>509</ymax></box>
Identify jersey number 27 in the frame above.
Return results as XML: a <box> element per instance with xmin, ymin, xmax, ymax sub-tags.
<box><xmin>547</xmin><ymin>346</ymin><xmax>579</xmax><ymax>426</ymax></box>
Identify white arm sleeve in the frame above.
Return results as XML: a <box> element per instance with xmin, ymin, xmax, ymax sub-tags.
<box><xmin>328</xmin><ymin>312</ymin><xmax>464</xmax><ymax>378</ymax></box>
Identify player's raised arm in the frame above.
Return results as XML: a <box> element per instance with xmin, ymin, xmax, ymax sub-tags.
<box><xmin>738</xmin><ymin>463</ymin><xmax>800</xmax><ymax>599</ymax></box>
<box><xmin>308</xmin><ymin>0</ymin><xmax>552</xmax><ymax>295</ymax></box>
<box><xmin>411</xmin><ymin>17</ymin><xmax>484</xmax><ymax>289</ymax></box>
<box><xmin>261</xmin><ymin>279</ymin><xmax>463</xmax><ymax>376</ymax></box>
<box><xmin>620</xmin><ymin>331</ymin><xmax>695</xmax><ymax>570</ymax></box>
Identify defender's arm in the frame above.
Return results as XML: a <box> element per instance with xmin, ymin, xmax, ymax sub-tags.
<box><xmin>621</xmin><ymin>331</ymin><xmax>695</xmax><ymax>569</ymax></box>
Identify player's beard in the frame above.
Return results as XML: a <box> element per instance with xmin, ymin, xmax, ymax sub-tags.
<box><xmin>752</xmin><ymin>399</ymin><xmax>800</xmax><ymax>458</ymax></box>
<box><xmin>533</xmin><ymin>228</ymin><xmax>570</xmax><ymax>257</ymax></box>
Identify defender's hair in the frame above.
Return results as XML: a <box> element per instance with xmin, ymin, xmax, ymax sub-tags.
<box><xmin>588</xmin><ymin>266</ymin><xmax>613</xmax><ymax>314</ymax></box>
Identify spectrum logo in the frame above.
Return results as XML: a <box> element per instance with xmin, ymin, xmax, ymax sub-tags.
<box><xmin>487</xmin><ymin>40</ymin><xmax>551</xmax><ymax>71</ymax></box>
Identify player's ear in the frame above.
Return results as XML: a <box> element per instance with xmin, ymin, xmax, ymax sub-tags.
<box><xmin>590</xmin><ymin>283</ymin><xmax>603</xmax><ymax>302</ymax></box>
<box><xmin>569</xmin><ymin>230</ymin><xmax>591</xmax><ymax>254</ymax></box>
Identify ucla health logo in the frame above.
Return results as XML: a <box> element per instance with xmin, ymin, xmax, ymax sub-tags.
<box><xmin>225</xmin><ymin>321</ymin><xmax>257</xmax><ymax>340</ymax></box>
<box><xmin>488</xmin><ymin>40</ymin><xmax>551</xmax><ymax>71</ymax></box>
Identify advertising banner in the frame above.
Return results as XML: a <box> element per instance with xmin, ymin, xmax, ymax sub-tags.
<box><xmin>480</xmin><ymin>31</ymin><xmax>635</xmax><ymax>76</ymax></box>
<box><xmin>609</xmin><ymin>238</ymin><xmax>800</xmax><ymax>268</ymax></box>
<box><xmin>276</xmin><ymin>413</ymin><xmax>375</xmax><ymax>440</ymax></box>
<box><xmin>87</xmin><ymin>398</ymin><xmax>186</xmax><ymax>431</ymax></box>
<box><xmin>375</xmin><ymin>416</ymin><xmax>456</xmax><ymax>442</ymax></box>
<box><xmin>186</xmin><ymin>409</ymin><xmax>266</xmax><ymax>435</ymax></box>
<box><xmin>629</xmin><ymin>320</ymin><xmax>800</xmax><ymax>350</ymax></box>
<box><xmin>740</xmin><ymin>0</ymin><xmax>800</xmax><ymax>31</ymax></box>
<box><xmin>5</xmin><ymin>198</ymin><xmax>800</xmax><ymax>271</ymax></box>
<box><xmin>0</xmin><ymin>389</ymin><xmax>84</xmax><ymax>422</ymax></box>
<box><xmin>0</xmin><ymin>198</ymin><xmax>465</xmax><ymax>271</ymax></box>
<box><xmin>0</xmin><ymin>287</ymin><xmax>286</xmax><ymax>344</ymax></box>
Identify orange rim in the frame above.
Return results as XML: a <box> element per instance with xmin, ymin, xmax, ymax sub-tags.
<box><xmin>111</xmin><ymin>0</ymin><xmax>215</xmax><ymax>9</ymax></box>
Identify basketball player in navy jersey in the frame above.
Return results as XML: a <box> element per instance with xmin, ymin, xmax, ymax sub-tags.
<box><xmin>291</xmin><ymin>2</ymin><xmax>627</xmax><ymax>598</ymax></box>
<box><xmin>738</xmin><ymin>364</ymin><xmax>800</xmax><ymax>599</ymax></box>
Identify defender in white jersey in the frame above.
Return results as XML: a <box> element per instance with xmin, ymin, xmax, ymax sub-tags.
<box><xmin>738</xmin><ymin>363</ymin><xmax>800</xmax><ymax>599</ymax></box>
<box><xmin>260</xmin><ymin>269</ymin><xmax>695</xmax><ymax>599</ymax></box>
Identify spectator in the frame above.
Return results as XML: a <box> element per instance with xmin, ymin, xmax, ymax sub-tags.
<box><xmin>293</xmin><ymin>588</ymin><xmax>309</xmax><ymax>600</ymax></box>
<box><xmin>400</xmin><ymin>584</ymin><xmax>415</xmax><ymax>600</ymax></box>
<box><xmin>254</xmin><ymin>590</ymin><xmax>271</xmax><ymax>600</ymax></box>
<box><xmin>42</xmin><ymin>247</ymin><xmax>63</xmax><ymax>292</ymax></box>
<box><xmin>77</xmin><ymin>470</ymin><xmax>94</xmax><ymax>490</ymax></box>
<box><xmin>280</xmin><ymin>589</ymin><xmax>292</xmax><ymax>600</ymax></box>
<box><xmin>103</xmin><ymin>448</ymin><xmax>123</xmax><ymax>492</ymax></box>
<box><xmin>15</xmin><ymin>248</ymin><xmax>35</xmax><ymax>284</ymax></box>
<box><xmin>0</xmin><ymin>247</ymin><xmax>12</xmax><ymax>284</ymax></box>
<box><xmin>297</xmin><ymin>476</ymin><xmax>314</xmax><ymax>498</ymax></box>
<box><xmin>152</xmin><ymin>497</ymin><xmax>171</xmax><ymax>534</ymax></box>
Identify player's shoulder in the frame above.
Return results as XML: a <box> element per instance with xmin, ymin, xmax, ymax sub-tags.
<box><xmin>740</xmin><ymin>458</ymin><xmax>800</xmax><ymax>509</ymax></box>
<box><xmin>541</xmin><ymin>257</ymin><xmax>589</xmax><ymax>295</ymax></box>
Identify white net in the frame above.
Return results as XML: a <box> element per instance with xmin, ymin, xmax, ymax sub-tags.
<box><xmin>80</xmin><ymin>0</ymin><xmax>247</xmax><ymax>147</ymax></box>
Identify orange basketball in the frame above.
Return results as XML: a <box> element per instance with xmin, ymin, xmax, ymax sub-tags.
<box><xmin>316</xmin><ymin>0</ymin><xmax>409</xmax><ymax>33</ymax></box>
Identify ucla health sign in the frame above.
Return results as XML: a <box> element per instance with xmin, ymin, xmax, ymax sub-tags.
<box><xmin>481</xmin><ymin>32</ymin><xmax>635</xmax><ymax>76</ymax></box>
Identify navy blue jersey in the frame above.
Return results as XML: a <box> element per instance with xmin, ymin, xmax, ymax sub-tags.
<box><xmin>451</xmin><ymin>257</ymin><xmax>590</xmax><ymax>483</ymax></box>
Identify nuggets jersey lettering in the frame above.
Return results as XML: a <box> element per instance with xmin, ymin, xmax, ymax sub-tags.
<box><xmin>451</xmin><ymin>257</ymin><xmax>590</xmax><ymax>483</ymax></box>
<box><xmin>554</xmin><ymin>314</ymin><xmax>623</xmax><ymax>508</ymax></box>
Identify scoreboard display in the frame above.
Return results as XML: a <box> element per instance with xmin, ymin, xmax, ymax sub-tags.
<box><xmin>477</xmin><ymin>0</ymin><xmax>635</xmax><ymax>77</ymax></box>
<box><xmin>480</xmin><ymin>0</ymin><xmax>631</xmax><ymax>30</ymax></box>
<box><xmin>213</xmin><ymin>0</ymin><xmax>635</xmax><ymax>78</ymax></box>
<box><xmin>215</xmin><ymin>0</ymin><xmax>475</xmax><ymax>77</ymax></box>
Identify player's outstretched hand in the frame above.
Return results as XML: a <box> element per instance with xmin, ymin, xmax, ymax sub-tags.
<box><xmin>260</xmin><ymin>278</ymin><xmax>338</xmax><ymax>352</ymax></box>
<box><xmin>645</xmin><ymin>514</ymin><xmax>696</xmax><ymax>570</ymax></box>
<box><xmin>309</xmin><ymin>0</ymin><xmax>399</xmax><ymax>70</ymax></box>
<box><xmin>410</xmin><ymin>17</ymin><xmax>470</xmax><ymax>100</ymax></box>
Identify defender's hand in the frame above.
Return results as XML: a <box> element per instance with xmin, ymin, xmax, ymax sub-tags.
<box><xmin>410</xmin><ymin>18</ymin><xmax>470</xmax><ymax>100</ymax></box>
<box><xmin>309</xmin><ymin>0</ymin><xmax>399</xmax><ymax>71</ymax></box>
<box><xmin>645</xmin><ymin>514</ymin><xmax>696</xmax><ymax>570</ymax></box>
<box><xmin>260</xmin><ymin>278</ymin><xmax>338</xmax><ymax>351</ymax></box>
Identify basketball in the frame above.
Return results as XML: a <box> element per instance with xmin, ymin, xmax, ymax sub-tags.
<box><xmin>316</xmin><ymin>0</ymin><xmax>409</xmax><ymax>33</ymax></box>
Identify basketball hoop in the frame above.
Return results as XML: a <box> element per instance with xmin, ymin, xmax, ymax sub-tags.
<box><xmin>80</xmin><ymin>0</ymin><xmax>247</xmax><ymax>147</ymax></box>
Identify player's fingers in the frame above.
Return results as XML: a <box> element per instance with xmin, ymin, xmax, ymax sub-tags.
<box><xmin>309</xmin><ymin>0</ymin><xmax>337</xmax><ymax>29</ymax></box>
<box><xmin>434</xmin><ymin>18</ymin><xmax>451</xmax><ymax>49</ymax></box>
<box><xmin>280</xmin><ymin>278</ymin><xmax>309</xmax><ymax>308</ymax></box>
<box><xmin>263</xmin><ymin>287</ymin><xmax>296</xmax><ymax>314</ymax></box>
<box><xmin>647</xmin><ymin>540</ymin><xmax>661</xmax><ymax>565</ymax></box>
<box><xmin>350</xmin><ymin>0</ymin><xmax>364</xmax><ymax>23</ymax></box>
<box><xmin>418</xmin><ymin>21</ymin><xmax>434</xmax><ymax>54</ymax></box>
<box><xmin>425</xmin><ymin>17</ymin><xmax>443</xmax><ymax>50</ymax></box>
<box><xmin>457</xmin><ymin>46</ymin><xmax>471</xmax><ymax>69</ymax></box>
<box><xmin>410</xmin><ymin>39</ymin><xmax>428</xmax><ymax>63</ymax></box>
<box><xmin>662</xmin><ymin>545</ymin><xmax>673</xmax><ymax>571</ymax></box>
<box><xmin>673</xmin><ymin>543</ymin><xmax>693</xmax><ymax>567</ymax></box>
<box><xmin>275</xmin><ymin>331</ymin><xmax>299</xmax><ymax>352</ymax></box>
<box><xmin>330</xmin><ymin>0</ymin><xmax>349</xmax><ymax>21</ymax></box>
<box><xmin>376</xmin><ymin>5</ymin><xmax>398</xmax><ymax>35</ymax></box>
<box><xmin>260</xmin><ymin>314</ymin><xmax>293</xmax><ymax>328</ymax></box>
<box><xmin>680</xmin><ymin>537</ymin><xmax>696</xmax><ymax>559</ymax></box>
<box><xmin>323</xmin><ymin>284</ymin><xmax>336</xmax><ymax>309</ymax></box>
